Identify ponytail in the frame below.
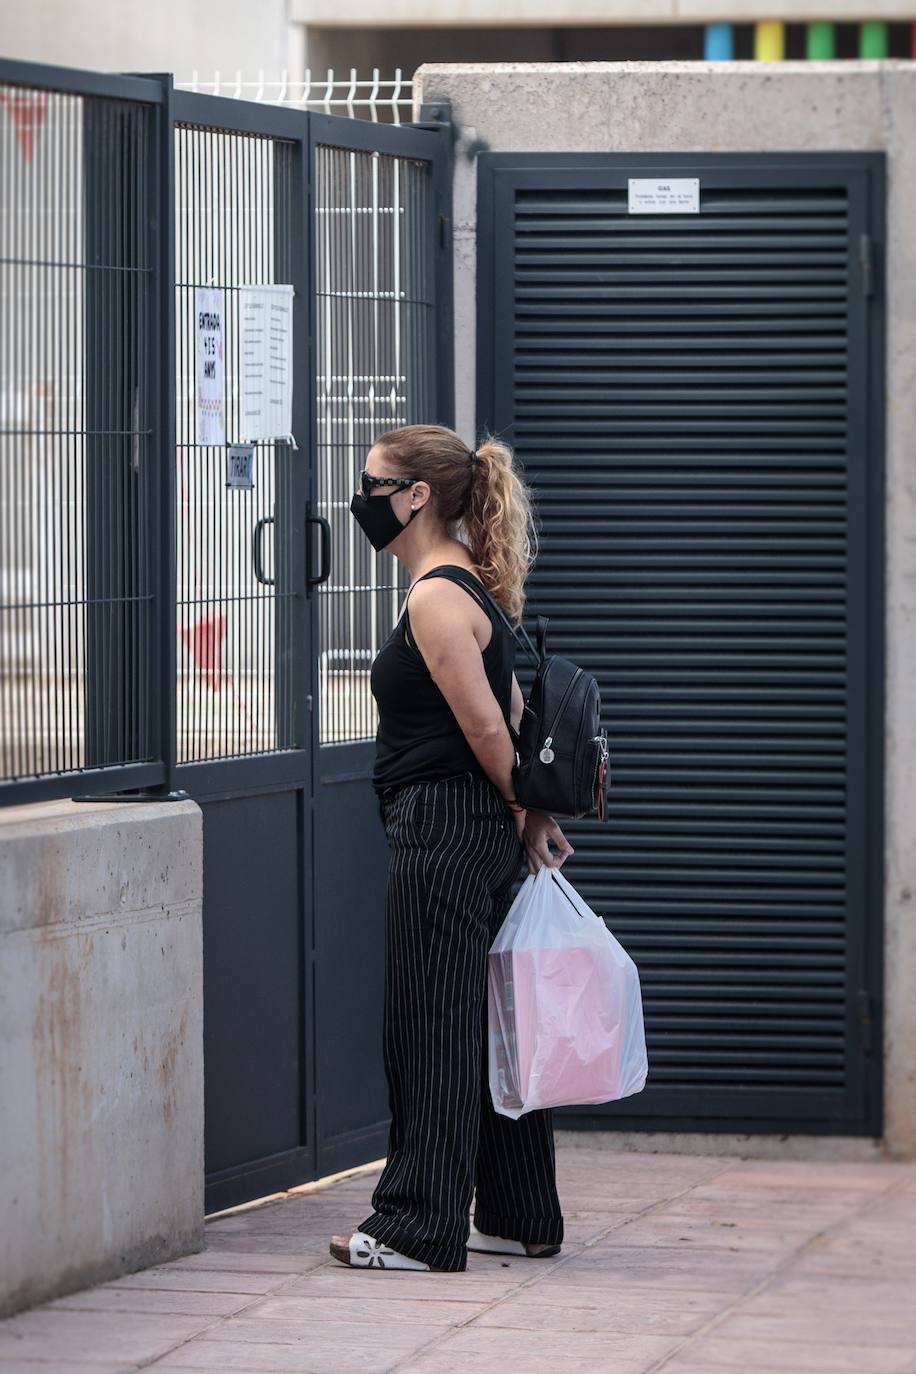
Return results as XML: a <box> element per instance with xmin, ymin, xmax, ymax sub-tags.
<box><xmin>371</xmin><ymin>423</ymin><xmax>538</xmax><ymax>624</ymax></box>
<box><xmin>463</xmin><ymin>433</ymin><xmax>537</xmax><ymax>625</ymax></box>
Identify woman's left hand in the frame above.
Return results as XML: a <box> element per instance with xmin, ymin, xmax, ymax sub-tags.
<box><xmin>520</xmin><ymin>810</ymin><xmax>574</xmax><ymax>873</ymax></box>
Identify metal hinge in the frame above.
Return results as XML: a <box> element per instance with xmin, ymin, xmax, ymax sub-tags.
<box><xmin>415</xmin><ymin>99</ymin><xmax>453</xmax><ymax>135</ymax></box>
<box><xmin>859</xmin><ymin>234</ymin><xmax>875</xmax><ymax>298</ymax></box>
<box><xmin>857</xmin><ymin>988</ymin><xmax>875</xmax><ymax>1056</ymax></box>
<box><xmin>439</xmin><ymin>212</ymin><xmax>450</xmax><ymax>251</ymax></box>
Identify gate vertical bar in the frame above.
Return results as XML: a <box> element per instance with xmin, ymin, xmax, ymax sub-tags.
<box><xmin>273</xmin><ymin>135</ymin><xmax>309</xmax><ymax>754</ymax></box>
<box><xmin>419</xmin><ymin>102</ymin><xmax>455</xmax><ymax>432</ymax></box>
<box><xmin>84</xmin><ymin>97</ymin><xmax>131</xmax><ymax>768</ymax></box>
<box><xmin>150</xmin><ymin>74</ymin><xmax>179</xmax><ymax>795</ymax></box>
<box><xmin>292</xmin><ymin>116</ymin><xmax>317</xmax><ymax>1176</ymax></box>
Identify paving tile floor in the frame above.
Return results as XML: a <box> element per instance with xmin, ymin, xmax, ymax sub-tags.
<box><xmin>2</xmin><ymin>1145</ymin><xmax>915</xmax><ymax>1373</ymax></box>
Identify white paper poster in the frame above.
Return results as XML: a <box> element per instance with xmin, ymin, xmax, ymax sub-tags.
<box><xmin>195</xmin><ymin>286</ymin><xmax>225</xmax><ymax>446</ymax></box>
<box><xmin>240</xmin><ymin>284</ymin><xmax>294</xmax><ymax>443</ymax></box>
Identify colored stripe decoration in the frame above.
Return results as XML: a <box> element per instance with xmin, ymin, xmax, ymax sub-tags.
<box><xmin>704</xmin><ymin>23</ymin><xmax>734</xmax><ymax>61</ymax></box>
<box><xmin>755</xmin><ymin>21</ymin><xmax>785</xmax><ymax>61</ymax></box>
<box><xmin>859</xmin><ymin>21</ymin><xmax>888</xmax><ymax>59</ymax></box>
<box><xmin>806</xmin><ymin>22</ymin><xmax>836</xmax><ymax>60</ymax></box>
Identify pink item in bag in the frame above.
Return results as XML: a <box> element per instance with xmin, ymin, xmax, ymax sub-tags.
<box><xmin>487</xmin><ymin>865</ymin><xmax>648</xmax><ymax>1119</ymax></box>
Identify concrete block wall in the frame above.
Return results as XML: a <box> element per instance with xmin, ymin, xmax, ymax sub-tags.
<box><xmin>0</xmin><ymin>799</ymin><xmax>204</xmax><ymax>1317</ymax></box>
<box><xmin>413</xmin><ymin>59</ymin><xmax>916</xmax><ymax>1161</ymax></box>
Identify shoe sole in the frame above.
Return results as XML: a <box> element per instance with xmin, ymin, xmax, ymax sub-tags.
<box><xmin>329</xmin><ymin>1235</ymin><xmax>559</xmax><ymax>1266</ymax></box>
<box><xmin>467</xmin><ymin>1240</ymin><xmax>562</xmax><ymax>1258</ymax></box>
<box><xmin>329</xmin><ymin>1239</ymin><xmax>353</xmax><ymax>1266</ymax></box>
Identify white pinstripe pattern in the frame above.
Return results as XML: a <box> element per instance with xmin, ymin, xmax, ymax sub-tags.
<box><xmin>359</xmin><ymin>771</ymin><xmax>564</xmax><ymax>1272</ymax></box>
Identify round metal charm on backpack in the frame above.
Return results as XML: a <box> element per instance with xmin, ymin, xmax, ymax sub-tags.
<box><xmin>539</xmin><ymin>744</ymin><xmax>555</xmax><ymax>764</ymax></box>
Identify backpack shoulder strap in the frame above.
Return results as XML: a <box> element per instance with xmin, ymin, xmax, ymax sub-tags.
<box><xmin>412</xmin><ymin>565</ymin><xmax>541</xmax><ymax>667</ymax></box>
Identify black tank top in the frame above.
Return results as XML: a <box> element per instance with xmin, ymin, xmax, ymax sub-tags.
<box><xmin>370</xmin><ymin>564</ymin><xmax>516</xmax><ymax>796</ymax></box>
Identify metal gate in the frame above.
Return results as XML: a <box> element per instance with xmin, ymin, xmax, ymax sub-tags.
<box><xmin>477</xmin><ymin>151</ymin><xmax>885</xmax><ymax>1136</ymax></box>
<box><xmin>0</xmin><ymin>59</ymin><xmax>452</xmax><ymax>1211</ymax></box>
<box><xmin>309</xmin><ymin>112</ymin><xmax>453</xmax><ymax>1180</ymax></box>
<box><xmin>171</xmin><ymin>97</ymin><xmax>452</xmax><ymax>1210</ymax></box>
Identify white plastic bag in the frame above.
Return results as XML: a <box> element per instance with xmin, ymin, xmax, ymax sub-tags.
<box><xmin>487</xmin><ymin>864</ymin><xmax>648</xmax><ymax>1119</ymax></box>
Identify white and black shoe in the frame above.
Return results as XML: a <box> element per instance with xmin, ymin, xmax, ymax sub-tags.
<box><xmin>467</xmin><ymin>1219</ymin><xmax>561</xmax><ymax>1258</ymax></box>
<box><xmin>329</xmin><ymin>1231</ymin><xmax>431</xmax><ymax>1270</ymax></box>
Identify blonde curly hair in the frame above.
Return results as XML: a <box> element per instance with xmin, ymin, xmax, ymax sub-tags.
<box><xmin>369</xmin><ymin>423</ymin><xmax>538</xmax><ymax>625</ymax></box>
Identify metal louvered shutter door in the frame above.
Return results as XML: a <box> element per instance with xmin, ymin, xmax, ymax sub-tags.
<box><xmin>477</xmin><ymin>154</ymin><xmax>884</xmax><ymax>1134</ymax></box>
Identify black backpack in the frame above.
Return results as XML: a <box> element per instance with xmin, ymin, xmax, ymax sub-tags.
<box><xmin>459</xmin><ymin>577</ymin><xmax>610</xmax><ymax>822</ymax></box>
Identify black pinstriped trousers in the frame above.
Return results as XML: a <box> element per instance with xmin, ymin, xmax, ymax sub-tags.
<box><xmin>359</xmin><ymin>771</ymin><xmax>564</xmax><ymax>1272</ymax></box>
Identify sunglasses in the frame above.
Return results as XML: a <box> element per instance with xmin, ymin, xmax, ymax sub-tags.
<box><xmin>357</xmin><ymin>469</ymin><xmax>421</xmax><ymax>499</ymax></box>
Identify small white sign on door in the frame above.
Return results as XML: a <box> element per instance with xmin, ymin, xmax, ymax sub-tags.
<box><xmin>226</xmin><ymin>443</ymin><xmax>254</xmax><ymax>490</ymax></box>
<box><xmin>195</xmin><ymin>286</ymin><xmax>225</xmax><ymax>446</ymax></box>
<box><xmin>628</xmin><ymin>178</ymin><xmax>700</xmax><ymax>214</ymax></box>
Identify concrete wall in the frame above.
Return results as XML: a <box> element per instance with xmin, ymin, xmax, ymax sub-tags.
<box><xmin>297</xmin><ymin>1</ymin><xmax>915</xmax><ymax>25</ymax></box>
<box><xmin>0</xmin><ymin>799</ymin><xmax>204</xmax><ymax>1317</ymax></box>
<box><xmin>413</xmin><ymin>59</ymin><xmax>916</xmax><ymax>1161</ymax></box>
<box><xmin>0</xmin><ymin>0</ymin><xmax>291</xmax><ymax>81</ymax></box>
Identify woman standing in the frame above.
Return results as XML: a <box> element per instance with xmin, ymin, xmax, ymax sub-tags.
<box><xmin>329</xmin><ymin>424</ymin><xmax>573</xmax><ymax>1273</ymax></box>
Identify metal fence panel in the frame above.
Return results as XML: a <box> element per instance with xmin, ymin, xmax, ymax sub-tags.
<box><xmin>179</xmin><ymin>69</ymin><xmax>414</xmax><ymax>125</ymax></box>
<box><xmin>0</xmin><ymin>72</ymin><xmax>159</xmax><ymax>795</ymax></box>
<box><xmin>0</xmin><ymin>62</ymin><xmax>448</xmax><ymax>805</ymax></box>
<box><xmin>174</xmin><ymin>122</ymin><xmax>299</xmax><ymax>763</ymax></box>
<box><xmin>313</xmin><ymin>139</ymin><xmax>436</xmax><ymax>744</ymax></box>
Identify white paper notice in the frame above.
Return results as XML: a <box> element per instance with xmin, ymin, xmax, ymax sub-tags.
<box><xmin>628</xmin><ymin>178</ymin><xmax>700</xmax><ymax>214</ymax></box>
<box><xmin>195</xmin><ymin>286</ymin><xmax>225</xmax><ymax>446</ymax></box>
<box><xmin>240</xmin><ymin>285</ymin><xmax>294</xmax><ymax>443</ymax></box>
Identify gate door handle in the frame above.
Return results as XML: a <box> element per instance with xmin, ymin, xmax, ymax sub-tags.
<box><xmin>306</xmin><ymin>513</ymin><xmax>332</xmax><ymax>589</ymax></box>
<box><xmin>252</xmin><ymin>516</ymin><xmax>275</xmax><ymax>586</ymax></box>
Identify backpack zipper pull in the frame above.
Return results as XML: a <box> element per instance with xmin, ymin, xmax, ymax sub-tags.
<box><xmin>537</xmin><ymin>666</ymin><xmax>584</xmax><ymax>766</ymax></box>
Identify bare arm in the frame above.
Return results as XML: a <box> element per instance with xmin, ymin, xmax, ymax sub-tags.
<box><xmin>406</xmin><ymin>579</ymin><xmax>516</xmax><ymax>802</ymax></box>
<box><xmin>407</xmin><ymin>582</ymin><xmax>573</xmax><ymax>870</ymax></box>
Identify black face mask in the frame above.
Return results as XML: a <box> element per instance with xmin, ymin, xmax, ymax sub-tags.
<box><xmin>349</xmin><ymin>489</ymin><xmax>420</xmax><ymax>552</ymax></box>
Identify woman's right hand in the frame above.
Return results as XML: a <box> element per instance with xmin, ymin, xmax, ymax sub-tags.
<box><xmin>516</xmin><ymin>808</ymin><xmax>574</xmax><ymax>873</ymax></box>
